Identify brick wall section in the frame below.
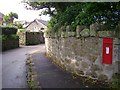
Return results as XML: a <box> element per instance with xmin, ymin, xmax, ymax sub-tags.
<box><xmin>44</xmin><ymin>24</ymin><xmax>120</xmax><ymax>82</ymax></box>
<box><xmin>18</xmin><ymin>32</ymin><xmax>45</xmax><ymax>45</ymax></box>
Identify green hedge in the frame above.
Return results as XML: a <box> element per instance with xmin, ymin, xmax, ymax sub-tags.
<box><xmin>1</xmin><ymin>26</ymin><xmax>17</xmax><ymax>35</ymax></box>
<box><xmin>2</xmin><ymin>35</ymin><xmax>19</xmax><ymax>51</ymax></box>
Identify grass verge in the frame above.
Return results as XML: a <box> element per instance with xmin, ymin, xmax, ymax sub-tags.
<box><xmin>26</xmin><ymin>54</ymin><xmax>41</xmax><ymax>90</ymax></box>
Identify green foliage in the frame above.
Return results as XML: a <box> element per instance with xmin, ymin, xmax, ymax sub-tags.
<box><xmin>0</xmin><ymin>35</ymin><xmax>7</xmax><ymax>41</ymax></box>
<box><xmin>0</xmin><ymin>34</ymin><xmax>19</xmax><ymax>41</ymax></box>
<box><xmin>26</xmin><ymin>2</ymin><xmax>120</xmax><ymax>31</ymax></box>
<box><xmin>3</xmin><ymin>15</ymin><xmax>11</xmax><ymax>24</ymax></box>
<box><xmin>1</xmin><ymin>34</ymin><xmax>19</xmax><ymax>51</ymax></box>
<box><xmin>111</xmin><ymin>73</ymin><xmax>120</xmax><ymax>89</ymax></box>
<box><xmin>3</xmin><ymin>12</ymin><xmax>18</xmax><ymax>25</ymax></box>
<box><xmin>18</xmin><ymin>29</ymin><xmax>26</xmax><ymax>32</ymax></box>
<box><xmin>14</xmin><ymin>23</ymin><xmax>23</xmax><ymax>29</ymax></box>
<box><xmin>1</xmin><ymin>26</ymin><xmax>17</xmax><ymax>35</ymax></box>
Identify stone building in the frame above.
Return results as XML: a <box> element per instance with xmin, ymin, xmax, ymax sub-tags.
<box><xmin>0</xmin><ymin>12</ymin><xmax>4</xmax><ymax>25</ymax></box>
<box><xmin>26</xmin><ymin>19</ymin><xmax>48</xmax><ymax>32</ymax></box>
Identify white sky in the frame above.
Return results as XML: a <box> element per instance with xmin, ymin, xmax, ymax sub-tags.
<box><xmin>0</xmin><ymin>0</ymin><xmax>51</xmax><ymax>22</ymax></box>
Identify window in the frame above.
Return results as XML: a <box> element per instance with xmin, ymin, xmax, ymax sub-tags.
<box><xmin>41</xmin><ymin>28</ymin><xmax>44</xmax><ymax>30</ymax></box>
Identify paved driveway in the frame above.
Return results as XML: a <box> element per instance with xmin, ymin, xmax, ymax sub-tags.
<box><xmin>2</xmin><ymin>44</ymin><xmax>45</xmax><ymax>88</ymax></box>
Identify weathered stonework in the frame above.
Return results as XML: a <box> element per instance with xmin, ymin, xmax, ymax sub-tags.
<box><xmin>44</xmin><ymin>25</ymin><xmax>119</xmax><ymax>82</ymax></box>
<box><xmin>18</xmin><ymin>32</ymin><xmax>45</xmax><ymax>45</ymax></box>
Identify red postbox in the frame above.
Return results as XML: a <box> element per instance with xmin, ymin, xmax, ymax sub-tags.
<box><xmin>102</xmin><ymin>38</ymin><xmax>113</xmax><ymax>64</ymax></box>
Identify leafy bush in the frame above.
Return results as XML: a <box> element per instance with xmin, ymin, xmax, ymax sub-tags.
<box><xmin>2</xmin><ymin>34</ymin><xmax>19</xmax><ymax>51</ymax></box>
<box><xmin>46</xmin><ymin>2</ymin><xmax>120</xmax><ymax>31</ymax></box>
<box><xmin>0</xmin><ymin>34</ymin><xmax>19</xmax><ymax>41</ymax></box>
<box><xmin>18</xmin><ymin>29</ymin><xmax>26</xmax><ymax>32</ymax></box>
<box><xmin>1</xmin><ymin>26</ymin><xmax>17</xmax><ymax>35</ymax></box>
<box><xmin>0</xmin><ymin>35</ymin><xmax>7</xmax><ymax>41</ymax></box>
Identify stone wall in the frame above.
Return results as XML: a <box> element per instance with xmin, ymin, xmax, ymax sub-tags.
<box><xmin>18</xmin><ymin>32</ymin><xmax>45</xmax><ymax>45</ymax></box>
<box><xmin>44</xmin><ymin>24</ymin><xmax>120</xmax><ymax>82</ymax></box>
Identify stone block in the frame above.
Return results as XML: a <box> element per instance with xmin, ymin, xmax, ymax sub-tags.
<box><xmin>76</xmin><ymin>25</ymin><xmax>81</xmax><ymax>38</ymax></box>
<box><xmin>81</xmin><ymin>61</ymin><xmax>89</xmax><ymax>69</ymax></box>
<box><xmin>90</xmin><ymin>29</ymin><xmax>96</xmax><ymax>36</ymax></box>
<box><xmin>66</xmin><ymin>25</ymin><xmax>71</xmax><ymax>32</ymax></box>
<box><xmin>76</xmin><ymin>25</ymin><xmax>86</xmax><ymax>32</ymax></box>
<box><xmin>80</xmin><ymin>29</ymin><xmax>90</xmax><ymax>37</ymax></box>
<box><xmin>113</xmin><ymin>38</ymin><xmax>120</xmax><ymax>45</ymax></box>
<box><xmin>89</xmin><ymin>55</ymin><xmax>97</xmax><ymax>62</ymax></box>
<box><xmin>91</xmin><ymin>64</ymin><xmax>101</xmax><ymax>71</ymax></box>
<box><xmin>76</xmin><ymin>69</ymin><xmax>84</xmax><ymax>75</ymax></box>
<box><xmin>60</xmin><ymin>26</ymin><xmax>66</xmax><ymax>32</ymax></box>
<box><xmin>98</xmin><ymin>74</ymin><xmax>108</xmax><ymax>81</ymax></box>
<box><xmin>64</xmin><ymin>59</ymin><xmax>71</xmax><ymax>64</ymax></box>
<box><xmin>86</xmin><ymin>71</ymin><xmax>97</xmax><ymax>78</ymax></box>
<box><xmin>54</xmin><ymin>33</ymin><xmax>58</xmax><ymax>37</ymax></box>
<box><xmin>75</xmin><ymin>61</ymin><xmax>81</xmax><ymax>66</ymax></box>
<box><xmin>90</xmin><ymin>22</ymin><xmax>101</xmax><ymax>31</ymax></box>
<box><xmin>98</xmin><ymin>31</ymin><xmax>114</xmax><ymax>37</ymax></box>
<box><xmin>68</xmin><ymin>32</ymin><xmax>76</xmax><ymax>37</ymax></box>
<box><xmin>61</xmin><ymin>32</ymin><xmax>66</xmax><ymax>38</ymax></box>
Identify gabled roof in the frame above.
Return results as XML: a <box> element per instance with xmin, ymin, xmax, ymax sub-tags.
<box><xmin>36</xmin><ymin>19</ymin><xmax>48</xmax><ymax>26</ymax></box>
<box><xmin>26</xmin><ymin>19</ymin><xmax>48</xmax><ymax>28</ymax></box>
<box><xmin>0</xmin><ymin>12</ymin><xmax>4</xmax><ymax>17</ymax></box>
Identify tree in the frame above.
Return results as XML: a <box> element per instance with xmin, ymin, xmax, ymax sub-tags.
<box><xmin>9</xmin><ymin>12</ymin><xmax>18</xmax><ymax>23</ymax></box>
<box><xmin>3</xmin><ymin>15</ymin><xmax>11</xmax><ymax>25</ymax></box>
<box><xmin>25</xmin><ymin>2</ymin><xmax>120</xmax><ymax>31</ymax></box>
<box><xmin>3</xmin><ymin>12</ymin><xmax>18</xmax><ymax>25</ymax></box>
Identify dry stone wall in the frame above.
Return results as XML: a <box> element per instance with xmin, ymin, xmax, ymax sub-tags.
<box><xmin>18</xmin><ymin>32</ymin><xmax>45</xmax><ymax>45</ymax></box>
<box><xmin>44</xmin><ymin>24</ymin><xmax>120</xmax><ymax>82</ymax></box>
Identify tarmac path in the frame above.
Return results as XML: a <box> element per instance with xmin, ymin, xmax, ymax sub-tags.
<box><xmin>2</xmin><ymin>44</ymin><xmax>44</xmax><ymax>88</ymax></box>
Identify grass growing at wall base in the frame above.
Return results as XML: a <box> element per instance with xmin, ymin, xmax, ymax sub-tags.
<box><xmin>26</xmin><ymin>54</ymin><xmax>41</xmax><ymax>89</ymax></box>
<box><xmin>110</xmin><ymin>73</ymin><xmax>120</xmax><ymax>90</ymax></box>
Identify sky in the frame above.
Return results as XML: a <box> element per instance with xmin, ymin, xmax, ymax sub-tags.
<box><xmin>0</xmin><ymin>0</ymin><xmax>51</xmax><ymax>22</ymax></box>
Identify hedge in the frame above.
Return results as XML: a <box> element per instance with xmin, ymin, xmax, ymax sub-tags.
<box><xmin>1</xmin><ymin>26</ymin><xmax>17</xmax><ymax>35</ymax></box>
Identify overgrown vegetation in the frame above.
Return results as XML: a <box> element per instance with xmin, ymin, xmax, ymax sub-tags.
<box><xmin>3</xmin><ymin>12</ymin><xmax>18</xmax><ymax>25</ymax></box>
<box><xmin>1</xmin><ymin>26</ymin><xmax>17</xmax><ymax>35</ymax></box>
<box><xmin>18</xmin><ymin>29</ymin><xmax>26</xmax><ymax>32</ymax></box>
<box><xmin>110</xmin><ymin>73</ymin><xmax>120</xmax><ymax>90</ymax></box>
<box><xmin>26</xmin><ymin>55</ymin><xmax>41</xmax><ymax>89</ymax></box>
<box><xmin>1</xmin><ymin>26</ymin><xmax>19</xmax><ymax>51</ymax></box>
<box><xmin>26</xmin><ymin>2</ymin><xmax>120</xmax><ymax>31</ymax></box>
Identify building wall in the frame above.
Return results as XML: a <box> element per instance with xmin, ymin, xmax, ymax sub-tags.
<box><xmin>0</xmin><ymin>12</ymin><xmax>3</xmax><ymax>25</ymax></box>
<box><xmin>17</xmin><ymin>32</ymin><xmax>45</xmax><ymax>45</ymax></box>
<box><xmin>26</xmin><ymin>21</ymin><xmax>47</xmax><ymax>32</ymax></box>
<box><xmin>44</xmin><ymin>25</ymin><xmax>120</xmax><ymax>82</ymax></box>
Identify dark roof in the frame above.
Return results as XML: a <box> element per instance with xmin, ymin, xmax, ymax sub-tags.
<box><xmin>0</xmin><ymin>12</ymin><xmax>4</xmax><ymax>16</ymax></box>
<box><xmin>36</xmin><ymin>19</ymin><xmax>48</xmax><ymax>26</ymax></box>
<box><xmin>25</xmin><ymin>19</ymin><xmax>48</xmax><ymax>28</ymax></box>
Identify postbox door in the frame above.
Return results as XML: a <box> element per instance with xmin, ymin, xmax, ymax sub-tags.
<box><xmin>102</xmin><ymin>38</ymin><xmax>113</xmax><ymax>64</ymax></box>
